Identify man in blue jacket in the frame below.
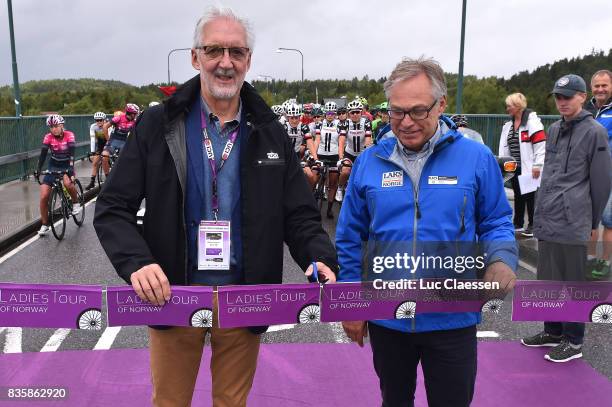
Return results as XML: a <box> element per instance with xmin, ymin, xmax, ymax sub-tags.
<box><xmin>336</xmin><ymin>57</ymin><xmax>518</xmax><ymax>407</ymax></box>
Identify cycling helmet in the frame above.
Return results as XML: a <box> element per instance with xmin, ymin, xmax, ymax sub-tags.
<box><xmin>303</xmin><ymin>103</ymin><xmax>314</xmax><ymax>113</ymax></box>
<box><xmin>46</xmin><ymin>114</ymin><xmax>65</xmax><ymax>127</ymax></box>
<box><xmin>113</xmin><ymin>110</ymin><xmax>123</xmax><ymax>117</ymax></box>
<box><xmin>311</xmin><ymin>107</ymin><xmax>324</xmax><ymax>116</ymax></box>
<box><xmin>93</xmin><ymin>112</ymin><xmax>106</xmax><ymax>120</ymax></box>
<box><xmin>337</xmin><ymin>107</ymin><xmax>348</xmax><ymax>114</ymax></box>
<box><xmin>360</xmin><ymin>97</ymin><xmax>368</xmax><ymax>107</ymax></box>
<box><xmin>148</xmin><ymin>101</ymin><xmax>160</xmax><ymax>107</ymax></box>
<box><xmin>324</xmin><ymin>101</ymin><xmax>337</xmax><ymax>113</ymax></box>
<box><xmin>285</xmin><ymin>103</ymin><xmax>302</xmax><ymax>117</ymax></box>
<box><xmin>346</xmin><ymin>99</ymin><xmax>364</xmax><ymax>111</ymax></box>
<box><xmin>313</xmin><ymin>103</ymin><xmax>322</xmax><ymax>110</ymax></box>
<box><xmin>271</xmin><ymin>105</ymin><xmax>285</xmax><ymax>116</ymax></box>
<box><xmin>450</xmin><ymin>114</ymin><xmax>468</xmax><ymax>127</ymax></box>
<box><xmin>125</xmin><ymin>103</ymin><xmax>140</xmax><ymax>115</ymax></box>
<box><xmin>379</xmin><ymin>101</ymin><xmax>389</xmax><ymax>112</ymax></box>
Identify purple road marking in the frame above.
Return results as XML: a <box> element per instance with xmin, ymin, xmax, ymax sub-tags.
<box><xmin>0</xmin><ymin>342</ymin><xmax>609</xmax><ymax>406</ymax></box>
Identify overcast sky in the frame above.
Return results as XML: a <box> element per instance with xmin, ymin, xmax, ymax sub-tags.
<box><xmin>1</xmin><ymin>0</ymin><xmax>611</xmax><ymax>87</ymax></box>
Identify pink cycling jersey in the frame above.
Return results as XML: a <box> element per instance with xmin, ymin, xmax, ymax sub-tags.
<box><xmin>110</xmin><ymin>114</ymin><xmax>135</xmax><ymax>141</ymax></box>
<box><xmin>42</xmin><ymin>130</ymin><xmax>75</xmax><ymax>163</ymax></box>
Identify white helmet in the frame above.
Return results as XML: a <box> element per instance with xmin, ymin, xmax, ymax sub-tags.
<box><xmin>46</xmin><ymin>114</ymin><xmax>65</xmax><ymax>127</ymax></box>
<box><xmin>271</xmin><ymin>105</ymin><xmax>285</xmax><ymax>116</ymax></box>
<box><xmin>148</xmin><ymin>101</ymin><xmax>160</xmax><ymax>107</ymax></box>
<box><xmin>324</xmin><ymin>101</ymin><xmax>337</xmax><ymax>113</ymax></box>
<box><xmin>93</xmin><ymin>111</ymin><xmax>106</xmax><ymax>120</ymax></box>
<box><xmin>346</xmin><ymin>99</ymin><xmax>364</xmax><ymax>111</ymax></box>
<box><xmin>285</xmin><ymin>103</ymin><xmax>302</xmax><ymax>117</ymax></box>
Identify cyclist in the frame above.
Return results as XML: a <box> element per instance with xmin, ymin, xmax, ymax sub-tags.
<box><xmin>309</xmin><ymin>107</ymin><xmax>324</xmax><ymax>137</ymax></box>
<box><xmin>337</xmin><ymin>106</ymin><xmax>348</xmax><ymax>125</ymax></box>
<box><xmin>450</xmin><ymin>114</ymin><xmax>484</xmax><ymax>144</ymax></box>
<box><xmin>338</xmin><ymin>99</ymin><xmax>372</xmax><ymax>201</ymax></box>
<box><xmin>35</xmin><ymin>114</ymin><xmax>81</xmax><ymax>236</ymax></box>
<box><xmin>102</xmin><ymin>103</ymin><xmax>139</xmax><ymax>176</ymax></box>
<box><xmin>271</xmin><ymin>105</ymin><xmax>286</xmax><ymax>124</ymax></box>
<box><xmin>372</xmin><ymin>102</ymin><xmax>389</xmax><ymax>138</ymax></box>
<box><xmin>302</xmin><ymin>103</ymin><xmax>314</xmax><ymax>125</ymax></box>
<box><xmin>85</xmin><ymin>112</ymin><xmax>107</xmax><ymax>190</ymax></box>
<box><xmin>313</xmin><ymin>101</ymin><xmax>344</xmax><ymax>218</ymax></box>
<box><xmin>284</xmin><ymin>103</ymin><xmax>318</xmax><ymax>187</ymax></box>
<box><xmin>359</xmin><ymin>97</ymin><xmax>374</xmax><ymax>121</ymax></box>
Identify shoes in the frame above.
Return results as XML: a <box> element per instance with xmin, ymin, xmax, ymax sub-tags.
<box><xmin>591</xmin><ymin>259</ymin><xmax>610</xmax><ymax>280</ymax></box>
<box><xmin>37</xmin><ymin>225</ymin><xmax>50</xmax><ymax>236</ymax></box>
<box><xmin>514</xmin><ymin>226</ymin><xmax>525</xmax><ymax>233</ymax></box>
<box><xmin>544</xmin><ymin>339</ymin><xmax>583</xmax><ymax>363</ymax></box>
<box><xmin>72</xmin><ymin>206</ymin><xmax>83</xmax><ymax>216</ymax></box>
<box><xmin>521</xmin><ymin>332</ymin><xmax>563</xmax><ymax>347</ymax></box>
<box><xmin>335</xmin><ymin>188</ymin><xmax>344</xmax><ymax>202</ymax></box>
<box><xmin>521</xmin><ymin>225</ymin><xmax>534</xmax><ymax>237</ymax></box>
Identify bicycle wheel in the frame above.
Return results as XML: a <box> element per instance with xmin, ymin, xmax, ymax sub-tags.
<box><xmin>72</xmin><ymin>179</ymin><xmax>85</xmax><ymax>226</ymax></box>
<box><xmin>49</xmin><ymin>188</ymin><xmax>66</xmax><ymax>240</ymax></box>
<box><xmin>96</xmin><ymin>159</ymin><xmax>106</xmax><ymax>187</ymax></box>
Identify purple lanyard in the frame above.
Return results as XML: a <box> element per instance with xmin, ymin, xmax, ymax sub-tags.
<box><xmin>201</xmin><ymin>110</ymin><xmax>239</xmax><ymax>220</ymax></box>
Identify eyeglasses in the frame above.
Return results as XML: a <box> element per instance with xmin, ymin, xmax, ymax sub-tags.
<box><xmin>95</xmin><ymin>119</ymin><xmax>103</xmax><ymax>122</ymax></box>
<box><xmin>388</xmin><ymin>100</ymin><xmax>438</xmax><ymax>121</ymax></box>
<box><xmin>288</xmin><ymin>115</ymin><xmax>301</xmax><ymax>119</ymax></box>
<box><xmin>349</xmin><ymin>111</ymin><xmax>361</xmax><ymax>115</ymax></box>
<box><xmin>195</xmin><ymin>45</ymin><xmax>250</xmax><ymax>61</ymax></box>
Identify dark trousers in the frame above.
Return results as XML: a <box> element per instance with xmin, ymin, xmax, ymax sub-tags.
<box><xmin>537</xmin><ymin>240</ymin><xmax>587</xmax><ymax>345</ymax></box>
<box><xmin>368</xmin><ymin>323</ymin><xmax>477</xmax><ymax>407</ymax></box>
<box><xmin>511</xmin><ymin>174</ymin><xmax>535</xmax><ymax>228</ymax></box>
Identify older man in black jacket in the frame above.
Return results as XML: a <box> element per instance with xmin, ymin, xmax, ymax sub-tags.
<box><xmin>94</xmin><ymin>7</ymin><xmax>337</xmax><ymax>407</ymax></box>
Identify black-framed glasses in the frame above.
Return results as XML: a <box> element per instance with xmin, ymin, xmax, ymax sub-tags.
<box><xmin>388</xmin><ymin>99</ymin><xmax>438</xmax><ymax>121</ymax></box>
<box><xmin>349</xmin><ymin>110</ymin><xmax>361</xmax><ymax>115</ymax></box>
<box><xmin>95</xmin><ymin>119</ymin><xmax>104</xmax><ymax>122</ymax></box>
<box><xmin>195</xmin><ymin>45</ymin><xmax>250</xmax><ymax>61</ymax></box>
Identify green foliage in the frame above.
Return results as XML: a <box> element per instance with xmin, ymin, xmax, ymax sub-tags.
<box><xmin>0</xmin><ymin>49</ymin><xmax>609</xmax><ymax>116</ymax></box>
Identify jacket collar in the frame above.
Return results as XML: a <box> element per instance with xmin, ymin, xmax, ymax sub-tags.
<box><xmin>377</xmin><ymin>116</ymin><xmax>461</xmax><ymax>159</ymax></box>
<box><xmin>561</xmin><ymin>109</ymin><xmax>592</xmax><ymax>125</ymax></box>
<box><xmin>164</xmin><ymin>74</ymin><xmax>277</xmax><ymax>126</ymax></box>
<box><xmin>519</xmin><ymin>108</ymin><xmax>533</xmax><ymax>127</ymax></box>
<box><xmin>588</xmin><ymin>96</ymin><xmax>612</xmax><ymax>112</ymax></box>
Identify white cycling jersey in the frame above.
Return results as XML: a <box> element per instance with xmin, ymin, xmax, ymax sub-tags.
<box><xmin>340</xmin><ymin>117</ymin><xmax>372</xmax><ymax>157</ymax></box>
<box><xmin>316</xmin><ymin>119</ymin><xmax>341</xmax><ymax>156</ymax></box>
<box><xmin>284</xmin><ymin>121</ymin><xmax>311</xmax><ymax>153</ymax></box>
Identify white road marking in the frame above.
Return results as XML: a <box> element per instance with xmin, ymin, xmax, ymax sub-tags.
<box><xmin>477</xmin><ymin>331</ymin><xmax>500</xmax><ymax>338</ymax></box>
<box><xmin>519</xmin><ymin>260</ymin><xmax>537</xmax><ymax>274</ymax></box>
<box><xmin>40</xmin><ymin>328</ymin><xmax>71</xmax><ymax>352</ymax></box>
<box><xmin>93</xmin><ymin>326</ymin><xmax>121</xmax><ymax>350</ymax></box>
<box><xmin>3</xmin><ymin>327</ymin><xmax>22</xmax><ymax>353</ymax></box>
<box><xmin>267</xmin><ymin>324</ymin><xmax>295</xmax><ymax>332</ymax></box>
<box><xmin>0</xmin><ymin>199</ymin><xmax>97</xmax><ymax>265</ymax></box>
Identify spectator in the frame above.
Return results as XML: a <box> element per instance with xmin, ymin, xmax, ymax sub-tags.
<box><xmin>522</xmin><ymin>74</ymin><xmax>611</xmax><ymax>362</ymax></box>
<box><xmin>499</xmin><ymin>93</ymin><xmax>546</xmax><ymax>237</ymax></box>
<box><xmin>585</xmin><ymin>69</ymin><xmax>612</xmax><ymax>279</ymax></box>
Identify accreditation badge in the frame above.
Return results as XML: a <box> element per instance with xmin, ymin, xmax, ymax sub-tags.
<box><xmin>198</xmin><ymin>221</ymin><xmax>231</xmax><ymax>270</ymax></box>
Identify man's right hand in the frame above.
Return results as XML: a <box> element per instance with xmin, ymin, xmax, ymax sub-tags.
<box><xmin>130</xmin><ymin>263</ymin><xmax>171</xmax><ymax>306</ymax></box>
<box><xmin>342</xmin><ymin>321</ymin><xmax>368</xmax><ymax>347</ymax></box>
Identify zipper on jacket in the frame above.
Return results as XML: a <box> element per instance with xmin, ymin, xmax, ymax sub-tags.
<box><xmin>459</xmin><ymin>193</ymin><xmax>467</xmax><ymax>234</ymax></box>
<box><xmin>564</xmin><ymin>131</ymin><xmax>574</xmax><ymax>173</ymax></box>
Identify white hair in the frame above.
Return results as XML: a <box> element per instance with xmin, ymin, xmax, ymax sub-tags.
<box><xmin>192</xmin><ymin>6</ymin><xmax>255</xmax><ymax>50</ymax></box>
<box><xmin>384</xmin><ymin>56</ymin><xmax>447</xmax><ymax>101</ymax></box>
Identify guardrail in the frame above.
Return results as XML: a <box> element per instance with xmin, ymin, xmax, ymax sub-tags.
<box><xmin>0</xmin><ymin>113</ymin><xmax>561</xmax><ymax>184</ymax></box>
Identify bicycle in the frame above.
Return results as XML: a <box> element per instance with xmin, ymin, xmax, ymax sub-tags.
<box><xmin>36</xmin><ymin>170</ymin><xmax>85</xmax><ymax>240</ymax></box>
<box><xmin>311</xmin><ymin>160</ymin><xmax>329</xmax><ymax>211</ymax></box>
<box><xmin>87</xmin><ymin>152</ymin><xmax>107</xmax><ymax>188</ymax></box>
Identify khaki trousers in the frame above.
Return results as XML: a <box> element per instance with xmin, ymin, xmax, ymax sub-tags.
<box><xmin>149</xmin><ymin>294</ymin><xmax>261</xmax><ymax>407</ymax></box>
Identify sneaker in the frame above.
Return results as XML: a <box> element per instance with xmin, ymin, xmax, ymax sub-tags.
<box><xmin>514</xmin><ymin>226</ymin><xmax>525</xmax><ymax>233</ymax></box>
<box><xmin>72</xmin><ymin>206</ymin><xmax>83</xmax><ymax>216</ymax></box>
<box><xmin>335</xmin><ymin>188</ymin><xmax>344</xmax><ymax>202</ymax></box>
<box><xmin>544</xmin><ymin>340</ymin><xmax>583</xmax><ymax>363</ymax></box>
<box><xmin>521</xmin><ymin>332</ymin><xmax>563</xmax><ymax>347</ymax></box>
<box><xmin>37</xmin><ymin>225</ymin><xmax>50</xmax><ymax>236</ymax></box>
<box><xmin>591</xmin><ymin>259</ymin><xmax>611</xmax><ymax>279</ymax></box>
<box><xmin>521</xmin><ymin>226</ymin><xmax>534</xmax><ymax>237</ymax></box>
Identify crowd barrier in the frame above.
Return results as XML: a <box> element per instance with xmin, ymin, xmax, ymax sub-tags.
<box><xmin>0</xmin><ymin>280</ymin><xmax>609</xmax><ymax>330</ymax></box>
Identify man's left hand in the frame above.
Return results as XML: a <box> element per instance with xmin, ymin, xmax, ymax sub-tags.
<box><xmin>532</xmin><ymin>168</ymin><xmax>541</xmax><ymax>179</ymax></box>
<box><xmin>483</xmin><ymin>261</ymin><xmax>516</xmax><ymax>296</ymax></box>
<box><xmin>305</xmin><ymin>262</ymin><xmax>336</xmax><ymax>284</ymax></box>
